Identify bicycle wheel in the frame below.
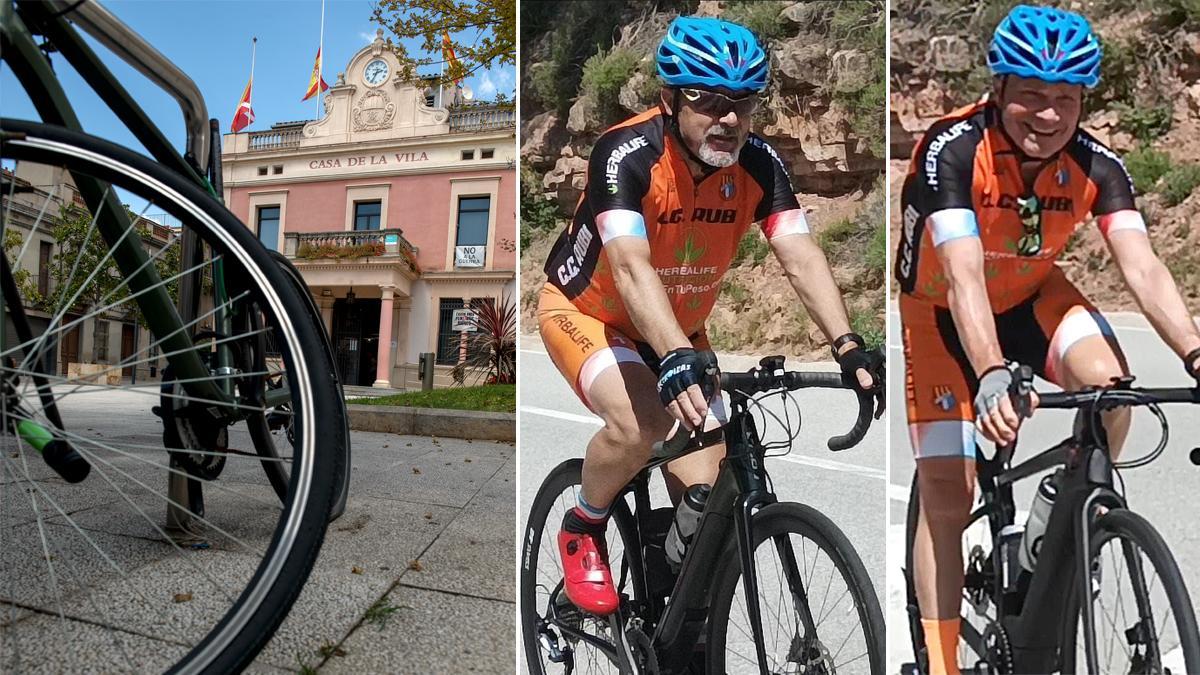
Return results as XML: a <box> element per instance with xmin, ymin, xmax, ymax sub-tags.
<box><xmin>1060</xmin><ymin>508</ymin><xmax>1200</xmax><ymax>674</ymax></box>
<box><xmin>243</xmin><ymin>251</ymin><xmax>349</xmax><ymax>520</ymax></box>
<box><xmin>706</xmin><ymin>502</ymin><xmax>885</xmax><ymax>674</ymax></box>
<box><xmin>903</xmin><ymin>470</ymin><xmax>1000</xmax><ymax>674</ymax></box>
<box><xmin>521</xmin><ymin>458</ymin><xmax>644</xmax><ymax>675</ymax></box>
<box><xmin>0</xmin><ymin>118</ymin><xmax>342</xmax><ymax>673</ymax></box>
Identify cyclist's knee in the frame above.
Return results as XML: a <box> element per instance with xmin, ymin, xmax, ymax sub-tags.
<box><xmin>599</xmin><ymin>408</ymin><xmax>670</xmax><ymax>456</ymax></box>
<box><xmin>1058</xmin><ymin>335</ymin><xmax>1125</xmax><ymax>389</ymax></box>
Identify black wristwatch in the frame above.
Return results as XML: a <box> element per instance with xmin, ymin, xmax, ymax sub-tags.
<box><xmin>831</xmin><ymin>332</ymin><xmax>864</xmax><ymax>359</ymax></box>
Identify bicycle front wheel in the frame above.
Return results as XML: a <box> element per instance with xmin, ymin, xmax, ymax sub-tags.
<box><xmin>1061</xmin><ymin>508</ymin><xmax>1200</xmax><ymax>674</ymax></box>
<box><xmin>706</xmin><ymin>502</ymin><xmax>885</xmax><ymax>674</ymax></box>
<box><xmin>0</xmin><ymin>119</ymin><xmax>342</xmax><ymax>673</ymax></box>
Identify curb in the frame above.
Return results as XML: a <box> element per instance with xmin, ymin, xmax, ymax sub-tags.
<box><xmin>347</xmin><ymin>404</ymin><xmax>515</xmax><ymax>442</ymax></box>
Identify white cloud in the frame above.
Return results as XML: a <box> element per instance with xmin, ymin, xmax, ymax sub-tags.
<box><xmin>477</xmin><ymin>72</ymin><xmax>497</xmax><ymax>98</ymax></box>
<box><xmin>359</xmin><ymin>31</ymin><xmax>376</xmax><ymax>44</ymax></box>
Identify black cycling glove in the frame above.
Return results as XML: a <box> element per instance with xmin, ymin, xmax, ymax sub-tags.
<box><xmin>832</xmin><ymin>333</ymin><xmax>880</xmax><ymax>394</ymax></box>
<box><xmin>656</xmin><ymin>348</ymin><xmax>719</xmax><ymax>408</ymax></box>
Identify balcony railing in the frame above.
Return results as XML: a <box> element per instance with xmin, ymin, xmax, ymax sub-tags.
<box><xmin>247</xmin><ymin>128</ymin><xmax>303</xmax><ymax>151</ymax></box>
<box><xmin>284</xmin><ymin>228</ymin><xmax>419</xmax><ymax>270</ymax></box>
<box><xmin>449</xmin><ymin>105</ymin><xmax>515</xmax><ymax>133</ymax></box>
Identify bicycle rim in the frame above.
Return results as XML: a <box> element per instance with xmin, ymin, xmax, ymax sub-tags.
<box><xmin>708</xmin><ymin>502</ymin><xmax>884</xmax><ymax>674</ymax></box>
<box><xmin>521</xmin><ymin>459</ymin><xmax>639</xmax><ymax>675</ymax></box>
<box><xmin>0</xmin><ymin>119</ymin><xmax>337</xmax><ymax>673</ymax></box>
<box><xmin>1062</xmin><ymin>509</ymin><xmax>1200</xmax><ymax>674</ymax></box>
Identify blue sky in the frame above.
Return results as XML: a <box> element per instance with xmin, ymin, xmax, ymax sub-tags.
<box><xmin>1</xmin><ymin>0</ymin><xmax>516</xmax><ymax>157</ymax></box>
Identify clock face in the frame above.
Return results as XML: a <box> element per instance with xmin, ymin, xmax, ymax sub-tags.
<box><xmin>364</xmin><ymin>59</ymin><xmax>389</xmax><ymax>86</ymax></box>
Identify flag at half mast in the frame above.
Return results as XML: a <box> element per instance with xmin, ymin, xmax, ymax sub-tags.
<box><xmin>302</xmin><ymin>47</ymin><xmax>330</xmax><ymax>101</ymax></box>
<box><xmin>231</xmin><ymin>38</ymin><xmax>256</xmax><ymax>133</ymax></box>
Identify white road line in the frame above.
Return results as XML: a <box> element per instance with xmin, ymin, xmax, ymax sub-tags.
<box><xmin>520</xmin><ymin>405</ymin><xmax>600</xmax><ymax>426</ymax></box>
<box><xmin>774</xmin><ymin>454</ymin><xmax>885</xmax><ymax>479</ymax></box>
<box><xmin>888</xmin><ymin>483</ymin><xmax>911</xmax><ymax>503</ymax></box>
<box><xmin>519</xmin><ymin>348</ymin><xmax>547</xmax><ymax>355</ymax></box>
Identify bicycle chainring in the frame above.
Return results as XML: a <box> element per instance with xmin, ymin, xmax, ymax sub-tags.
<box><xmin>626</xmin><ymin>617</ymin><xmax>660</xmax><ymax>675</ymax></box>
<box><xmin>980</xmin><ymin>623</ymin><xmax>1014</xmax><ymax>675</ymax></box>
<box><xmin>155</xmin><ymin>367</ymin><xmax>228</xmax><ymax>481</ymax></box>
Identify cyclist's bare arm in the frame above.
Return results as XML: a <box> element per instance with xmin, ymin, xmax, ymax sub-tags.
<box><xmin>606</xmin><ymin>235</ymin><xmax>709</xmax><ymax>427</ymax></box>
<box><xmin>1107</xmin><ymin>228</ymin><xmax>1200</xmax><ymax>369</ymax></box>
<box><xmin>770</xmin><ymin>232</ymin><xmax>872</xmax><ymax>388</ymax></box>
<box><xmin>937</xmin><ymin>237</ymin><xmax>1004</xmax><ymax>373</ymax></box>
<box><xmin>937</xmin><ymin>235</ymin><xmax>1021</xmax><ymax>441</ymax></box>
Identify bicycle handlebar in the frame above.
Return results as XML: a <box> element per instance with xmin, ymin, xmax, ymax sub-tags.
<box><xmin>721</xmin><ymin>366</ymin><xmax>880</xmax><ymax>451</ymax></box>
<box><xmin>655</xmin><ymin>353</ymin><xmax>884</xmax><ymax>457</ymax></box>
<box><xmin>1011</xmin><ymin>365</ymin><xmax>1200</xmax><ymax>412</ymax></box>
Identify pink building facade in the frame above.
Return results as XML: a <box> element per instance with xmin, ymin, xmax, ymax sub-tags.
<box><xmin>221</xmin><ymin>32</ymin><xmax>515</xmax><ymax>389</ymax></box>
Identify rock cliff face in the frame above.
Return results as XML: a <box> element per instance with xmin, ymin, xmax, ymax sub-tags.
<box><xmin>890</xmin><ymin>1</ymin><xmax>1200</xmax><ymax>308</ymax></box>
<box><xmin>522</xmin><ymin>1</ymin><xmax>886</xmax><ymax>358</ymax></box>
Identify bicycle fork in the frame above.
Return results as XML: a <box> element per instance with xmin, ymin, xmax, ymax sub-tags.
<box><xmin>729</xmin><ymin>431</ymin><xmax>783</xmax><ymax>675</ymax></box>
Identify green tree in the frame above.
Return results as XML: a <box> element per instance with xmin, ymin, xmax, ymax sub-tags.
<box><xmin>45</xmin><ymin>204</ymin><xmax>181</xmax><ymax>327</ymax></box>
<box><xmin>371</xmin><ymin>0</ymin><xmax>515</xmax><ymax>91</ymax></box>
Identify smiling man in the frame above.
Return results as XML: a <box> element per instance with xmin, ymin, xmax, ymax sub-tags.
<box><xmin>536</xmin><ymin>16</ymin><xmax>881</xmax><ymax>615</ymax></box>
<box><xmin>895</xmin><ymin>5</ymin><xmax>1200</xmax><ymax>674</ymax></box>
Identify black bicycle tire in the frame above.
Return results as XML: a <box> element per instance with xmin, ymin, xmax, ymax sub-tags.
<box><xmin>705</xmin><ymin>501</ymin><xmax>886</xmax><ymax>674</ymax></box>
<box><xmin>1059</xmin><ymin>508</ymin><xmax>1200</xmax><ymax>673</ymax></box>
<box><xmin>1</xmin><ymin>118</ymin><xmax>342</xmax><ymax>674</ymax></box>
<box><xmin>244</xmin><ymin>252</ymin><xmax>350</xmax><ymax>521</ymax></box>
<box><xmin>520</xmin><ymin>458</ymin><xmax>644</xmax><ymax>675</ymax></box>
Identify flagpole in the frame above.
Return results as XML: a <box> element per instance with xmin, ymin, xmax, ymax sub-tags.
<box><xmin>250</xmin><ymin>37</ymin><xmax>256</xmax><ymax>128</ymax></box>
<box><xmin>316</xmin><ymin>0</ymin><xmax>325</xmax><ymax>120</ymax></box>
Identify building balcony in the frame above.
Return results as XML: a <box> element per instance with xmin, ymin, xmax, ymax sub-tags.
<box><xmin>284</xmin><ymin>228</ymin><xmax>419</xmax><ymax>269</ymax></box>
<box><xmin>448</xmin><ymin>104</ymin><xmax>515</xmax><ymax>133</ymax></box>
<box><xmin>246</xmin><ymin>127</ymin><xmax>303</xmax><ymax>152</ymax></box>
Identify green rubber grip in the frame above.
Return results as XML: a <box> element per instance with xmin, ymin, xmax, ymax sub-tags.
<box><xmin>17</xmin><ymin>419</ymin><xmax>53</xmax><ymax>453</ymax></box>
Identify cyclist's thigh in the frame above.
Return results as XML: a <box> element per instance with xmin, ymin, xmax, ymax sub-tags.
<box><xmin>900</xmin><ymin>293</ymin><xmax>976</xmax><ymax>463</ymax></box>
<box><xmin>1026</xmin><ymin>269</ymin><xmax>1127</xmax><ymax>387</ymax></box>
<box><xmin>537</xmin><ymin>282</ymin><xmax>671</xmax><ymax>439</ymax></box>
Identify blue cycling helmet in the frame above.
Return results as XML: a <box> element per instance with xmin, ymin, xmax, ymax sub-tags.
<box><xmin>656</xmin><ymin>16</ymin><xmax>768</xmax><ymax>93</ymax></box>
<box><xmin>988</xmin><ymin>5</ymin><xmax>1101</xmax><ymax>88</ymax></box>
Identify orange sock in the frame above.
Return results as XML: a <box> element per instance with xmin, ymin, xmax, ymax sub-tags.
<box><xmin>920</xmin><ymin>618</ymin><xmax>960</xmax><ymax>675</ymax></box>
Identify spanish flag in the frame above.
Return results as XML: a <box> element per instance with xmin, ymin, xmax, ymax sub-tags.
<box><xmin>442</xmin><ymin>32</ymin><xmax>463</xmax><ymax>87</ymax></box>
<box><xmin>231</xmin><ymin>77</ymin><xmax>254</xmax><ymax>133</ymax></box>
<box><xmin>302</xmin><ymin>47</ymin><xmax>329</xmax><ymax>101</ymax></box>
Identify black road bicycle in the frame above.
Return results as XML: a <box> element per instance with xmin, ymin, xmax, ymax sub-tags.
<box><xmin>902</xmin><ymin>366</ymin><xmax>1200</xmax><ymax>674</ymax></box>
<box><xmin>2</xmin><ymin>0</ymin><xmax>349</xmax><ymax>671</ymax></box>
<box><xmin>522</xmin><ymin>354</ymin><xmax>887</xmax><ymax>674</ymax></box>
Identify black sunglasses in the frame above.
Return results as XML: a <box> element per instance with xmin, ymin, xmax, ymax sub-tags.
<box><xmin>679</xmin><ymin>87</ymin><xmax>759</xmax><ymax>118</ymax></box>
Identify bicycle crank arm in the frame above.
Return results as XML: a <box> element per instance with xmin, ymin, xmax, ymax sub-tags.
<box><xmin>17</xmin><ymin>419</ymin><xmax>89</xmax><ymax>483</ymax></box>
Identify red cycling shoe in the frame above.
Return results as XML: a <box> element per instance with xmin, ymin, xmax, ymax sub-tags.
<box><xmin>558</xmin><ymin>528</ymin><xmax>619</xmax><ymax>615</ymax></box>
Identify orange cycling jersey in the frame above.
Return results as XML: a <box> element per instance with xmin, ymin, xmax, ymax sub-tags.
<box><xmin>543</xmin><ymin>107</ymin><xmax>809</xmax><ymax>340</ymax></box>
<box><xmin>894</xmin><ymin>100</ymin><xmax>1145</xmax><ymax>313</ymax></box>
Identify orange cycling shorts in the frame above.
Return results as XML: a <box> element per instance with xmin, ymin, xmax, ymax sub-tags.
<box><xmin>902</xmin><ymin>268</ymin><xmax>1126</xmax><ymax>459</ymax></box>
<box><xmin>537</xmin><ymin>282</ymin><xmax>713</xmax><ymax>412</ymax></box>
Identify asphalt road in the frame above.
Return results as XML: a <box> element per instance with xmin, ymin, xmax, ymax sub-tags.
<box><xmin>886</xmin><ymin>305</ymin><xmax>1200</xmax><ymax>672</ymax></box>
<box><xmin>518</xmin><ymin>335</ymin><xmax>887</xmax><ymax>673</ymax></box>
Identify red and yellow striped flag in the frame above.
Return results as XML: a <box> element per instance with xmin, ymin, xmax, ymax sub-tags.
<box><xmin>442</xmin><ymin>32</ymin><xmax>463</xmax><ymax>87</ymax></box>
<box><xmin>302</xmin><ymin>47</ymin><xmax>329</xmax><ymax>101</ymax></box>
